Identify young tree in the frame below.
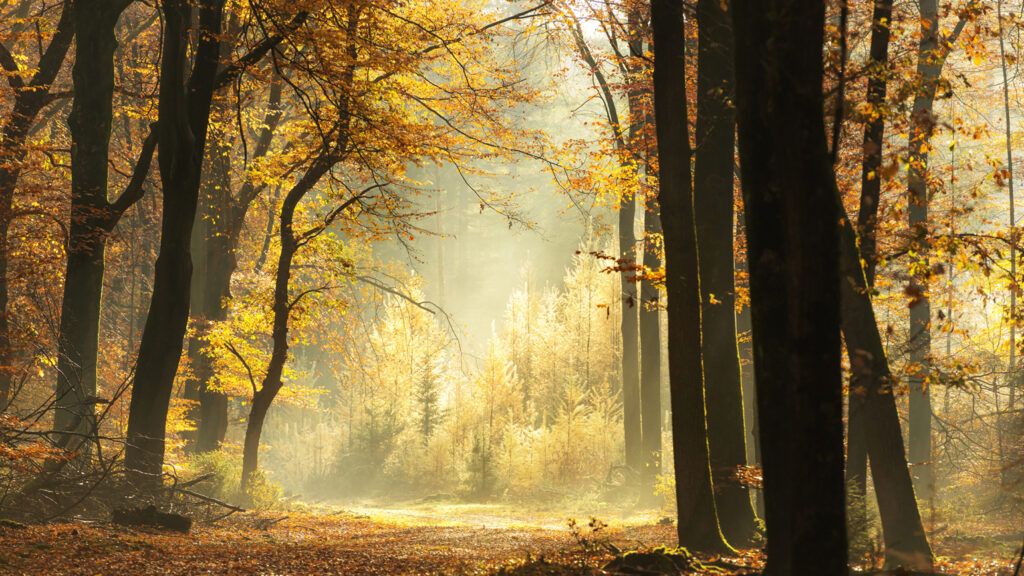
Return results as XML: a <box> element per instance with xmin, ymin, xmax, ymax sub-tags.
<box><xmin>905</xmin><ymin>0</ymin><xmax>972</xmax><ymax>501</ymax></box>
<box><xmin>650</xmin><ymin>0</ymin><xmax>730</xmax><ymax>552</ymax></box>
<box><xmin>558</xmin><ymin>1</ymin><xmax>644</xmax><ymax>474</ymax></box>
<box><xmin>639</xmin><ymin>195</ymin><xmax>662</xmax><ymax>491</ymax></box>
<box><xmin>731</xmin><ymin>0</ymin><xmax>846</xmax><ymax>572</ymax></box>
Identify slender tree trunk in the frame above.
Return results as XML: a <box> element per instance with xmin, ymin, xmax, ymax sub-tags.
<box><xmin>651</xmin><ymin>0</ymin><xmax>730</xmax><ymax>552</ymax></box>
<box><xmin>640</xmin><ymin>198</ymin><xmax>662</xmax><ymax>492</ymax></box>
<box><xmin>124</xmin><ymin>0</ymin><xmax>225</xmax><ymax>486</ymax></box>
<box><xmin>847</xmin><ymin>0</ymin><xmax>893</xmax><ymax>521</ymax></box>
<box><xmin>183</xmin><ymin>130</ymin><xmax>231</xmax><ymax>453</ymax></box>
<box><xmin>735</xmin><ymin>283</ymin><xmax>761</xmax><ymax>516</ymax></box>
<box><xmin>562</xmin><ymin>8</ymin><xmax>643</xmax><ymax>472</ymax></box>
<box><xmin>621</xmin><ymin>187</ymin><xmax>642</xmax><ymax>473</ymax></box>
<box><xmin>194</xmin><ymin>225</ymin><xmax>234</xmax><ymax>454</ymax></box>
<box><xmin>239</xmin><ymin>12</ymin><xmax>357</xmax><ymax>485</ymax></box>
<box><xmin>997</xmin><ymin>0</ymin><xmax>1017</xmax><ymax>477</ymax></box>
<box><xmin>838</xmin><ymin>204</ymin><xmax>934</xmax><ymax>570</ymax></box>
<box><xmin>731</xmin><ymin>1</ymin><xmax>847</xmax><ymax>572</ymax></box>
<box><xmin>0</xmin><ymin>2</ymin><xmax>75</xmax><ymax>411</ymax></box>
<box><xmin>240</xmin><ymin>159</ymin><xmax>329</xmax><ymax>492</ymax></box>
<box><xmin>904</xmin><ymin>0</ymin><xmax>970</xmax><ymax>502</ymax></box>
<box><xmin>694</xmin><ymin>0</ymin><xmax>755</xmax><ymax>545</ymax></box>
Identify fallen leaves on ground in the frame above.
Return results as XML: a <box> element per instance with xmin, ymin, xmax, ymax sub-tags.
<box><xmin>0</xmin><ymin>510</ymin><xmax>1015</xmax><ymax>575</ymax></box>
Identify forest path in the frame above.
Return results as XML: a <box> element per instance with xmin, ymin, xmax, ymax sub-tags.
<box><xmin>0</xmin><ymin>507</ymin><xmax>678</xmax><ymax>575</ymax></box>
<box><xmin>337</xmin><ymin>500</ymin><xmax>668</xmax><ymax>531</ymax></box>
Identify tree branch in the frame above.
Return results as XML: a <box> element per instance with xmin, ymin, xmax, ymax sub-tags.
<box><xmin>213</xmin><ymin>10</ymin><xmax>308</xmax><ymax>91</ymax></box>
<box><xmin>104</xmin><ymin>124</ymin><xmax>158</xmax><ymax>230</ymax></box>
<box><xmin>0</xmin><ymin>40</ymin><xmax>25</xmax><ymax>89</ymax></box>
<box><xmin>224</xmin><ymin>342</ymin><xmax>259</xmax><ymax>397</ymax></box>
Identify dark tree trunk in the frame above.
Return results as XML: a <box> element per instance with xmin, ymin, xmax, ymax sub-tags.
<box><xmin>651</xmin><ymin>0</ymin><xmax>730</xmax><ymax>552</ymax></box>
<box><xmin>693</xmin><ymin>0</ymin><xmax>755</xmax><ymax>546</ymax></box>
<box><xmin>848</xmin><ymin>0</ymin><xmax>893</xmax><ymax>530</ymax></box>
<box><xmin>183</xmin><ymin>132</ymin><xmax>233</xmax><ymax>453</ymax></box>
<box><xmin>53</xmin><ymin>0</ymin><xmax>140</xmax><ymax>451</ymax></box>
<box><xmin>838</xmin><ymin>205</ymin><xmax>934</xmax><ymax>570</ymax></box>
<box><xmin>124</xmin><ymin>0</ymin><xmax>225</xmax><ymax>486</ymax></box>
<box><xmin>0</xmin><ymin>2</ymin><xmax>75</xmax><ymax>411</ymax></box>
<box><xmin>639</xmin><ymin>199</ymin><xmax>662</xmax><ymax>492</ymax></box>
<box><xmin>731</xmin><ymin>1</ymin><xmax>847</xmax><ymax>573</ymax></box>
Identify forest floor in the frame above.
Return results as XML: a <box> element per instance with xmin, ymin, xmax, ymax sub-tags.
<box><xmin>0</xmin><ymin>502</ymin><xmax>1019</xmax><ymax>575</ymax></box>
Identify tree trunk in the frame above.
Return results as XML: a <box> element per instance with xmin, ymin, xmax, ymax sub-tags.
<box><xmin>731</xmin><ymin>1</ymin><xmax>847</xmax><ymax>573</ymax></box>
<box><xmin>124</xmin><ymin>0</ymin><xmax>225</xmax><ymax>486</ymax></box>
<box><xmin>848</xmin><ymin>0</ymin><xmax>893</xmax><ymax>530</ymax></box>
<box><xmin>621</xmin><ymin>191</ymin><xmax>642</xmax><ymax>473</ymax></box>
<box><xmin>239</xmin><ymin>164</ymin><xmax>318</xmax><ymax>493</ymax></box>
<box><xmin>183</xmin><ymin>130</ymin><xmax>232</xmax><ymax>453</ymax></box>
<box><xmin>192</xmin><ymin>225</ymin><xmax>234</xmax><ymax>454</ymax></box>
<box><xmin>838</xmin><ymin>204</ymin><xmax>934</xmax><ymax>570</ymax></box>
<box><xmin>694</xmin><ymin>0</ymin><xmax>755</xmax><ymax>546</ymax></box>
<box><xmin>240</xmin><ymin>388</ymin><xmax>273</xmax><ymax>491</ymax></box>
<box><xmin>639</xmin><ymin>199</ymin><xmax>662</xmax><ymax>492</ymax></box>
<box><xmin>651</xmin><ymin>0</ymin><xmax>731</xmax><ymax>552</ymax></box>
<box><xmin>0</xmin><ymin>2</ymin><xmax>75</xmax><ymax>411</ymax></box>
<box><xmin>53</xmin><ymin>0</ymin><xmax>136</xmax><ymax>451</ymax></box>
<box><xmin>905</xmin><ymin>0</ymin><xmax>966</xmax><ymax>503</ymax></box>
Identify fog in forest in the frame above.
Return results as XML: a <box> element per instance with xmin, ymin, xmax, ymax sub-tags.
<box><xmin>1</xmin><ymin>0</ymin><xmax>1023</xmax><ymax>573</ymax></box>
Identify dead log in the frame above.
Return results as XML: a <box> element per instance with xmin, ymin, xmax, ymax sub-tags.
<box><xmin>111</xmin><ymin>505</ymin><xmax>192</xmax><ymax>532</ymax></box>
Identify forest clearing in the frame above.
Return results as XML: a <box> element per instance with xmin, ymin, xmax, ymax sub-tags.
<box><xmin>2</xmin><ymin>0</ymin><xmax>1024</xmax><ymax>572</ymax></box>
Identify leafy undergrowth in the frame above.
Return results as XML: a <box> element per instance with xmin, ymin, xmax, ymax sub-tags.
<box><xmin>0</xmin><ymin>509</ymin><xmax>1016</xmax><ymax>575</ymax></box>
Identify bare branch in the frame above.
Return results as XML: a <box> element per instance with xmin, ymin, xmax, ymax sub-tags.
<box><xmin>224</xmin><ymin>342</ymin><xmax>259</xmax><ymax>397</ymax></box>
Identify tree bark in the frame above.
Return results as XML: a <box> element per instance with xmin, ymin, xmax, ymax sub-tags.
<box><xmin>693</xmin><ymin>0</ymin><xmax>755</xmax><ymax>546</ymax></box>
<box><xmin>731</xmin><ymin>1</ymin><xmax>847</xmax><ymax>573</ymax></box>
<box><xmin>651</xmin><ymin>0</ymin><xmax>731</xmax><ymax>552</ymax></box>
<box><xmin>124</xmin><ymin>0</ymin><xmax>226</xmax><ymax>486</ymax></box>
